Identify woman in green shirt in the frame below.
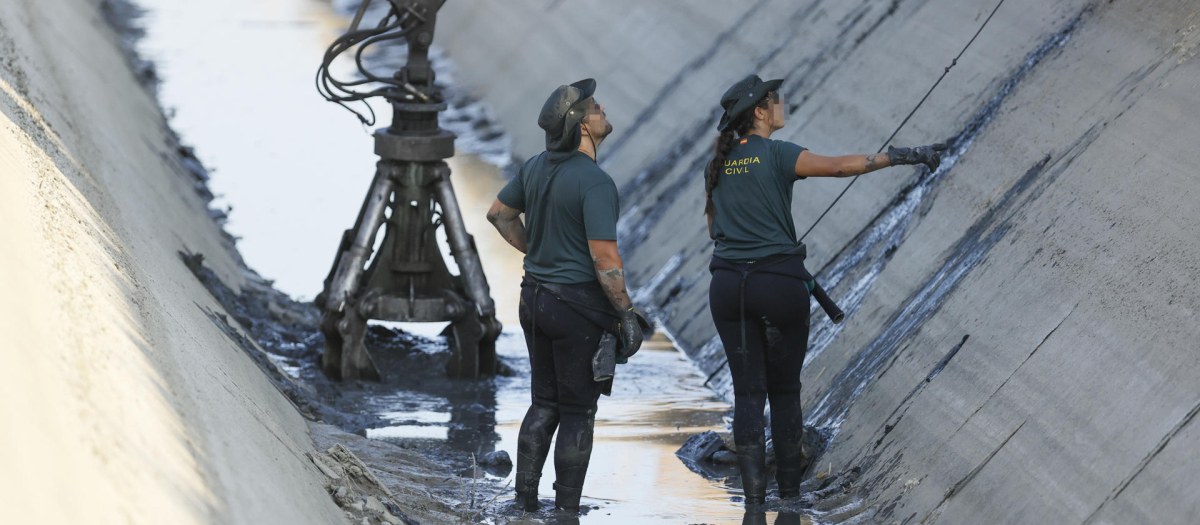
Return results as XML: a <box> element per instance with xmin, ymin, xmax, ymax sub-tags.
<box><xmin>705</xmin><ymin>75</ymin><xmax>943</xmax><ymax>506</ymax></box>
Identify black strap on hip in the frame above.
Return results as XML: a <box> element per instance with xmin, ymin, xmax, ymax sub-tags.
<box><xmin>705</xmin><ymin>244</ymin><xmax>842</xmax><ymax>386</ymax></box>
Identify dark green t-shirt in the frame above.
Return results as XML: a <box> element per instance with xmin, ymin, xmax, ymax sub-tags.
<box><xmin>497</xmin><ymin>150</ymin><xmax>619</xmax><ymax>284</ymax></box>
<box><xmin>710</xmin><ymin>135</ymin><xmax>807</xmax><ymax>261</ymax></box>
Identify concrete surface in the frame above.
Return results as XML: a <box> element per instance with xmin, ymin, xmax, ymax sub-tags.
<box><xmin>436</xmin><ymin>0</ymin><xmax>1200</xmax><ymax>522</ymax></box>
<box><xmin>0</xmin><ymin>0</ymin><xmax>347</xmax><ymax>523</ymax></box>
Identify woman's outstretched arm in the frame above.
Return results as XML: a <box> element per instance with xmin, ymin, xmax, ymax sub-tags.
<box><xmin>794</xmin><ymin>151</ymin><xmax>891</xmax><ymax>178</ymax></box>
<box><xmin>794</xmin><ymin>143</ymin><xmax>945</xmax><ymax>178</ymax></box>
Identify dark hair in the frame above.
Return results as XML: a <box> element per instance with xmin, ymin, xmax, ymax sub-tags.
<box><xmin>704</xmin><ymin>94</ymin><xmax>772</xmax><ymax>220</ymax></box>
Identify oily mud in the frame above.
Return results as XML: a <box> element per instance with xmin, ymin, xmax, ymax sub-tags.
<box><xmin>181</xmin><ymin>245</ymin><xmax>520</xmax><ymax>453</ymax></box>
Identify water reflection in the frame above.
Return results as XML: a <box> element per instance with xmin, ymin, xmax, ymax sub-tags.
<box><xmin>743</xmin><ymin>510</ymin><xmax>813</xmax><ymax>525</ymax></box>
<box><xmin>366</xmin><ymin>425</ymin><xmax>449</xmax><ymax>440</ymax></box>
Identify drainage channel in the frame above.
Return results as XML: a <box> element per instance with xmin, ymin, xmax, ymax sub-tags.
<box><xmin>129</xmin><ymin>0</ymin><xmax>806</xmax><ymax>522</ymax></box>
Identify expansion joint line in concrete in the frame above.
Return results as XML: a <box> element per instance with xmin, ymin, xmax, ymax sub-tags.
<box><xmin>919</xmin><ymin>420</ymin><xmax>1025</xmax><ymax>524</ymax></box>
<box><xmin>948</xmin><ymin>302</ymin><xmax>1077</xmax><ymax>440</ymax></box>
<box><xmin>1081</xmin><ymin>398</ymin><xmax>1200</xmax><ymax>524</ymax></box>
<box><xmin>798</xmin><ymin>0</ymin><xmax>1008</xmax><ymax>242</ymax></box>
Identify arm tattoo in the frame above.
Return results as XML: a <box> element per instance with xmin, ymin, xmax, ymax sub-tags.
<box><xmin>594</xmin><ymin>260</ymin><xmax>633</xmax><ymax>311</ymax></box>
<box><xmin>865</xmin><ymin>153</ymin><xmax>883</xmax><ymax>171</ymax></box>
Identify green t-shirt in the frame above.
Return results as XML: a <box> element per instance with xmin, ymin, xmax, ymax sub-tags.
<box><xmin>497</xmin><ymin>150</ymin><xmax>620</xmax><ymax>284</ymax></box>
<box><xmin>710</xmin><ymin>135</ymin><xmax>807</xmax><ymax>262</ymax></box>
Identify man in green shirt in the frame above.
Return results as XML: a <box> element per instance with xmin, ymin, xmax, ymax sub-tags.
<box><xmin>487</xmin><ymin>79</ymin><xmax>643</xmax><ymax>513</ymax></box>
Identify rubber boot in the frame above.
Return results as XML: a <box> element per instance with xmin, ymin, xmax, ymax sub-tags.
<box><xmin>513</xmin><ymin>472</ymin><xmax>541</xmax><ymax>512</ymax></box>
<box><xmin>515</xmin><ymin>401</ymin><xmax>557</xmax><ymax>511</ymax></box>
<box><xmin>737</xmin><ymin>440</ymin><xmax>768</xmax><ymax>506</ymax></box>
<box><xmin>552</xmin><ymin>404</ymin><xmax>596</xmax><ymax>514</ymax></box>
<box><xmin>553</xmin><ymin>482</ymin><xmax>583</xmax><ymax>512</ymax></box>
<box><xmin>774</xmin><ymin>435</ymin><xmax>807</xmax><ymax>499</ymax></box>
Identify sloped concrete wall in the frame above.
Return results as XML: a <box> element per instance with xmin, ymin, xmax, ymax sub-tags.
<box><xmin>0</xmin><ymin>1</ymin><xmax>345</xmax><ymax>523</ymax></box>
<box><xmin>436</xmin><ymin>0</ymin><xmax>1200</xmax><ymax>521</ymax></box>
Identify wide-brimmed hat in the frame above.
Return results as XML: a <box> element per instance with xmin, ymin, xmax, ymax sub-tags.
<box><xmin>539</xmin><ymin>78</ymin><xmax>597</xmax><ymax>152</ymax></box>
<box><xmin>716</xmin><ymin>74</ymin><xmax>783</xmax><ymax>132</ymax></box>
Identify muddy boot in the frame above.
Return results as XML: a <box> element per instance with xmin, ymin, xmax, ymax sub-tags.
<box><xmin>737</xmin><ymin>441</ymin><xmax>768</xmax><ymax>506</ymax></box>
<box><xmin>513</xmin><ymin>472</ymin><xmax>541</xmax><ymax>512</ymax></box>
<box><xmin>774</xmin><ymin>435</ymin><xmax>808</xmax><ymax>499</ymax></box>
<box><xmin>553</xmin><ymin>482</ymin><xmax>583</xmax><ymax>512</ymax></box>
<box><xmin>515</xmin><ymin>401</ymin><xmax>556</xmax><ymax>511</ymax></box>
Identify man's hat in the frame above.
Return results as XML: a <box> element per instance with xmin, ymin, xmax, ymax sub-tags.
<box><xmin>539</xmin><ymin>78</ymin><xmax>597</xmax><ymax>152</ymax></box>
<box><xmin>716</xmin><ymin>74</ymin><xmax>783</xmax><ymax>132</ymax></box>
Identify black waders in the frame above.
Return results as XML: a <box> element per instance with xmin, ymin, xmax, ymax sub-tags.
<box><xmin>515</xmin><ymin>278</ymin><xmax>614</xmax><ymax>513</ymax></box>
<box><xmin>710</xmin><ymin>245</ymin><xmax>814</xmax><ymax>504</ymax></box>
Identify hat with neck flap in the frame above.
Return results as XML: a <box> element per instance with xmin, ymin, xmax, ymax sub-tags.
<box><xmin>539</xmin><ymin>78</ymin><xmax>597</xmax><ymax>152</ymax></box>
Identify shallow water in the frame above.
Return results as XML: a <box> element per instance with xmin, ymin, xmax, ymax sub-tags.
<box><xmin>131</xmin><ymin>0</ymin><xmax>819</xmax><ymax>522</ymax></box>
<box><xmin>368</xmin><ymin>331</ymin><xmax>765</xmax><ymax>524</ymax></box>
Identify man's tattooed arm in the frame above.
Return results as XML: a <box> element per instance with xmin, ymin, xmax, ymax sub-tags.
<box><xmin>486</xmin><ymin>199</ymin><xmax>528</xmax><ymax>254</ymax></box>
<box><xmin>793</xmin><ymin>150</ymin><xmax>894</xmax><ymax>178</ymax></box>
<box><xmin>588</xmin><ymin>239</ymin><xmax>633</xmax><ymax>311</ymax></box>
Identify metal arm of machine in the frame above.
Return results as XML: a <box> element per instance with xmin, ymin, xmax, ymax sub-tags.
<box><xmin>315</xmin><ymin>0</ymin><xmax>501</xmax><ymax>380</ymax></box>
<box><xmin>432</xmin><ymin>164</ymin><xmax>495</xmax><ymax>319</ymax></box>
<box><xmin>324</xmin><ymin>168</ymin><xmax>395</xmax><ymax>313</ymax></box>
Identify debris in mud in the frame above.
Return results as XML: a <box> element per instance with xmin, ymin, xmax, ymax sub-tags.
<box><xmin>477</xmin><ymin>450</ymin><xmax>513</xmax><ymax>478</ymax></box>
<box><xmin>676</xmin><ymin>430</ymin><xmax>728</xmax><ymax>464</ymax></box>
<box><xmin>310</xmin><ymin>444</ymin><xmax>421</xmax><ymax>525</ymax></box>
<box><xmin>712</xmin><ymin>450</ymin><xmax>737</xmax><ymax>465</ymax></box>
<box><xmin>676</xmin><ymin>423</ymin><xmax>828</xmax><ymax>483</ymax></box>
<box><xmin>674</xmin><ymin>430</ymin><xmax>739</xmax><ymax>481</ymax></box>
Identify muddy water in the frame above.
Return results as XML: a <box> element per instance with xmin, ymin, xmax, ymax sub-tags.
<box><xmin>130</xmin><ymin>0</ymin><xmax>812</xmax><ymax>522</ymax></box>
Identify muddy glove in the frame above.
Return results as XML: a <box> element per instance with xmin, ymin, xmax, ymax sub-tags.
<box><xmin>887</xmin><ymin>143</ymin><xmax>947</xmax><ymax>172</ymax></box>
<box><xmin>616</xmin><ymin>307</ymin><xmax>644</xmax><ymax>363</ymax></box>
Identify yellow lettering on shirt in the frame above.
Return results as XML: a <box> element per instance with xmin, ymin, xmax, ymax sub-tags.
<box><xmin>722</xmin><ymin>157</ymin><xmax>762</xmax><ymax>173</ymax></box>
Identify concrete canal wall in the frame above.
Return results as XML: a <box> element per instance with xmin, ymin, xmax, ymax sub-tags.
<box><xmin>0</xmin><ymin>1</ymin><xmax>346</xmax><ymax>523</ymax></box>
<box><xmin>436</xmin><ymin>0</ymin><xmax>1200</xmax><ymax>522</ymax></box>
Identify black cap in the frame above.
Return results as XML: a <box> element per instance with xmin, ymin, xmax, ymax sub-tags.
<box><xmin>539</xmin><ymin>78</ymin><xmax>597</xmax><ymax>152</ymax></box>
<box><xmin>717</xmin><ymin>74</ymin><xmax>783</xmax><ymax>132</ymax></box>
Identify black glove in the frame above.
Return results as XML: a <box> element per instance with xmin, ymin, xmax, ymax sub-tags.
<box><xmin>887</xmin><ymin>143</ymin><xmax>947</xmax><ymax>172</ymax></box>
<box><xmin>616</xmin><ymin>307</ymin><xmax>643</xmax><ymax>363</ymax></box>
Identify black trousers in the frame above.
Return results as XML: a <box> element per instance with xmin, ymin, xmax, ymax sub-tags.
<box><xmin>516</xmin><ymin>283</ymin><xmax>606</xmax><ymax>491</ymax></box>
<box><xmin>709</xmin><ymin>257</ymin><xmax>810</xmax><ymax>489</ymax></box>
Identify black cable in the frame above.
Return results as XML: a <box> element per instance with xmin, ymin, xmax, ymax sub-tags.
<box><xmin>314</xmin><ymin>0</ymin><xmax>424</xmax><ymax>125</ymax></box>
<box><xmin>704</xmin><ymin>0</ymin><xmax>1007</xmax><ymax>387</ymax></box>
<box><xmin>797</xmin><ymin>0</ymin><xmax>1007</xmax><ymax>243</ymax></box>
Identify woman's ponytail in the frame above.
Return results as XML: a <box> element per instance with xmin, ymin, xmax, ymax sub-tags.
<box><xmin>704</xmin><ymin>95</ymin><xmax>772</xmax><ymax>220</ymax></box>
<box><xmin>704</xmin><ymin>129</ymin><xmax>738</xmax><ymax>219</ymax></box>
